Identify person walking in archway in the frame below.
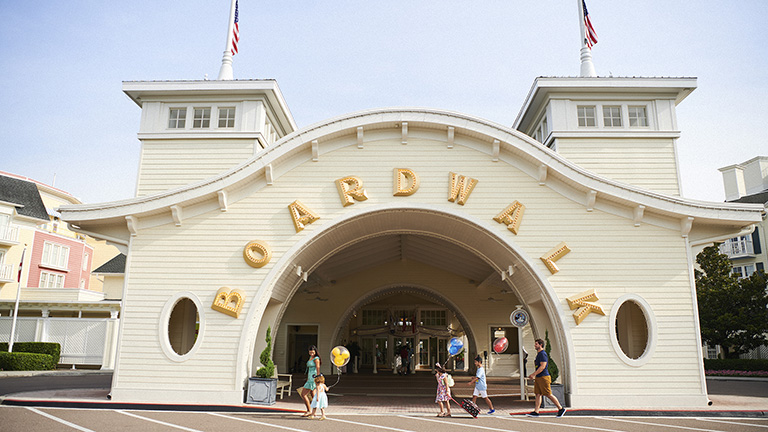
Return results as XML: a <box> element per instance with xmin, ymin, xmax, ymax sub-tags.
<box><xmin>527</xmin><ymin>338</ymin><xmax>566</xmax><ymax>418</ymax></box>
<box><xmin>299</xmin><ymin>345</ymin><xmax>321</xmax><ymax>417</ymax></box>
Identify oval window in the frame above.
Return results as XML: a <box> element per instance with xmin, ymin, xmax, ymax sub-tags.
<box><xmin>168</xmin><ymin>297</ymin><xmax>200</xmax><ymax>356</ymax></box>
<box><xmin>609</xmin><ymin>294</ymin><xmax>656</xmax><ymax>366</ymax></box>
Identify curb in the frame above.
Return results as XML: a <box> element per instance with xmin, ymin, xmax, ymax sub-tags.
<box><xmin>1</xmin><ymin>397</ymin><xmax>305</xmax><ymax>413</ymax></box>
<box><xmin>509</xmin><ymin>409</ymin><xmax>768</xmax><ymax>418</ymax></box>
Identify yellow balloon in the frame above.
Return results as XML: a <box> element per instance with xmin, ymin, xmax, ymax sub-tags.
<box><xmin>341</xmin><ymin>351</ymin><xmax>350</xmax><ymax>359</ymax></box>
<box><xmin>333</xmin><ymin>356</ymin><xmax>345</xmax><ymax>366</ymax></box>
<box><xmin>332</xmin><ymin>347</ymin><xmax>341</xmax><ymax>357</ymax></box>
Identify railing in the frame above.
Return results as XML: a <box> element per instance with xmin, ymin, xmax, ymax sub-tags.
<box><xmin>0</xmin><ymin>224</ymin><xmax>19</xmax><ymax>245</ymax></box>
<box><xmin>719</xmin><ymin>236</ymin><xmax>754</xmax><ymax>258</ymax></box>
<box><xmin>0</xmin><ymin>263</ymin><xmax>13</xmax><ymax>282</ymax></box>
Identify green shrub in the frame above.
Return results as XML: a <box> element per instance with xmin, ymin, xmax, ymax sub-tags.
<box><xmin>0</xmin><ymin>342</ymin><xmax>61</xmax><ymax>365</ymax></box>
<box><xmin>255</xmin><ymin>327</ymin><xmax>275</xmax><ymax>378</ymax></box>
<box><xmin>0</xmin><ymin>351</ymin><xmax>56</xmax><ymax>371</ymax></box>
<box><xmin>545</xmin><ymin>330</ymin><xmax>559</xmax><ymax>383</ymax></box>
<box><xmin>704</xmin><ymin>358</ymin><xmax>768</xmax><ymax>372</ymax></box>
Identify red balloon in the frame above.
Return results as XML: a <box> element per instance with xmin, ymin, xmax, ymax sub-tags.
<box><xmin>493</xmin><ymin>337</ymin><xmax>508</xmax><ymax>354</ymax></box>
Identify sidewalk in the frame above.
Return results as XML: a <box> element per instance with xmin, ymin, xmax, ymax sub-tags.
<box><xmin>1</xmin><ymin>370</ymin><xmax>766</xmax><ymax>417</ymax></box>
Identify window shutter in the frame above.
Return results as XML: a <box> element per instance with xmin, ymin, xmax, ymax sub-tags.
<box><xmin>752</xmin><ymin>230</ymin><xmax>762</xmax><ymax>254</ymax></box>
<box><xmin>757</xmin><ymin>262</ymin><xmax>765</xmax><ymax>273</ymax></box>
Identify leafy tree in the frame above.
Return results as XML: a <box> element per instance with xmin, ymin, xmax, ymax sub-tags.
<box><xmin>696</xmin><ymin>245</ymin><xmax>768</xmax><ymax>358</ymax></box>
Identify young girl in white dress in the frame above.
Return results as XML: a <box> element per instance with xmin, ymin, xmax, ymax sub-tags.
<box><xmin>309</xmin><ymin>374</ymin><xmax>329</xmax><ymax>420</ymax></box>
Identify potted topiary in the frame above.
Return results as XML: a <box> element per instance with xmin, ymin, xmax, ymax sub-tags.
<box><xmin>542</xmin><ymin>330</ymin><xmax>565</xmax><ymax>408</ymax></box>
<box><xmin>246</xmin><ymin>326</ymin><xmax>277</xmax><ymax>405</ymax></box>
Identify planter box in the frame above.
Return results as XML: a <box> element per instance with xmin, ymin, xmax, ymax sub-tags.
<box><xmin>542</xmin><ymin>383</ymin><xmax>566</xmax><ymax>408</ymax></box>
<box><xmin>246</xmin><ymin>377</ymin><xmax>277</xmax><ymax>405</ymax></box>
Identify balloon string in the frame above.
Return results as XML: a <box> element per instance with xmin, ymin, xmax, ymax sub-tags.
<box><xmin>327</xmin><ymin>366</ymin><xmax>342</xmax><ymax>389</ymax></box>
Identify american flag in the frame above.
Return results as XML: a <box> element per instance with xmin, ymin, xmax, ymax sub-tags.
<box><xmin>582</xmin><ymin>0</ymin><xmax>598</xmax><ymax>49</ymax></box>
<box><xmin>17</xmin><ymin>247</ymin><xmax>26</xmax><ymax>283</ymax></box>
<box><xmin>231</xmin><ymin>0</ymin><xmax>240</xmax><ymax>55</ymax></box>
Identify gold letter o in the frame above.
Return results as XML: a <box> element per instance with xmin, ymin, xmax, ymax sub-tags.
<box><xmin>243</xmin><ymin>240</ymin><xmax>272</xmax><ymax>268</ymax></box>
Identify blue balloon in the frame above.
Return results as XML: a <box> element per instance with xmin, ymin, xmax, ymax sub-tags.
<box><xmin>448</xmin><ymin>337</ymin><xmax>463</xmax><ymax>356</ymax></box>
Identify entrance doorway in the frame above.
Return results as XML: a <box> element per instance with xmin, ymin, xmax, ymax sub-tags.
<box><xmin>419</xmin><ymin>337</ymin><xmax>448</xmax><ymax>370</ymax></box>
<box><xmin>287</xmin><ymin>325</ymin><xmax>318</xmax><ymax>374</ymax></box>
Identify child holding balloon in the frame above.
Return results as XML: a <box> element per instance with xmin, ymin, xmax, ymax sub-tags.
<box><xmin>434</xmin><ymin>363</ymin><xmax>452</xmax><ymax>417</ymax></box>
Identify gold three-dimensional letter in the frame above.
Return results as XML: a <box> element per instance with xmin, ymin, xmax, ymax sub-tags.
<box><xmin>540</xmin><ymin>242</ymin><xmax>571</xmax><ymax>274</ymax></box>
<box><xmin>288</xmin><ymin>200</ymin><xmax>320</xmax><ymax>232</ymax></box>
<box><xmin>493</xmin><ymin>201</ymin><xmax>526</xmax><ymax>235</ymax></box>
<box><xmin>566</xmin><ymin>288</ymin><xmax>605</xmax><ymax>325</ymax></box>
<box><xmin>335</xmin><ymin>176</ymin><xmax>369</xmax><ymax>207</ymax></box>
<box><xmin>211</xmin><ymin>287</ymin><xmax>246</xmax><ymax>318</ymax></box>
<box><xmin>243</xmin><ymin>240</ymin><xmax>272</xmax><ymax>268</ymax></box>
<box><xmin>393</xmin><ymin>168</ymin><xmax>420</xmax><ymax>196</ymax></box>
<box><xmin>448</xmin><ymin>172</ymin><xmax>478</xmax><ymax>205</ymax></box>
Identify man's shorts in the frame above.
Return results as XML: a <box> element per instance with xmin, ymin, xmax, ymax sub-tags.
<box><xmin>534</xmin><ymin>375</ymin><xmax>552</xmax><ymax>396</ymax></box>
<box><xmin>473</xmin><ymin>388</ymin><xmax>488</xmax><ymax>398</ymax></box>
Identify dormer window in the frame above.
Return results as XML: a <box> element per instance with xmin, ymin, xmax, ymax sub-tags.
<box><xmin>193</xmin><ymin>108</ymin><xmax>211</xmax><ymax>128</ymax></box>
<box><xmin>168</xmin><ymin>108</ymin><xmax>187</xmax><ymax>129</ymax></box>
<box><xmin>577</xmin><ymin>106</ymin><xmax>596</xmax><ymax>127</ymax></box>
<box><xmin>218</xmin><ymin>107</ymin><xmax>236</xmax><ymax>128</ymax></box>
<box><xmin>602</xmin><ymin>106</ymin><xmax>622</xmax><ymax>127</ymax></box>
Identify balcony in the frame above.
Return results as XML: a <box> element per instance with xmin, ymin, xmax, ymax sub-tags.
<box><xmin>20</xmin><ymin>287</ymin><xmax>106</xmax><ymax>302</ymax></box>
<box><xmin>0</xmin><ymin>263</ymin><xmax>13</xmax><ymax>283</ymax></box>
<box><xmin>0</xmin><ymin>225</ymin><xmax>19</xmax><ymax>246</ymax></box>
<box><xmin>719</xmin><ymin>236</ymin><xmax>754</xmax><ymax>259</ymax></box>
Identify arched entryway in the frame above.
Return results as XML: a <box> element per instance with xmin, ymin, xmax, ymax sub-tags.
<box><xmin>243</xmin><ymin>204</ymin><xmax>574</xmax><ymax>393</ymax></box>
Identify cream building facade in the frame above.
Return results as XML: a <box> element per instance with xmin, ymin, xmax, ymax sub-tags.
<box><xmin>60</xmin><ymin>78</ymin><xmax>764</xmax><ymax>408</ymax></box>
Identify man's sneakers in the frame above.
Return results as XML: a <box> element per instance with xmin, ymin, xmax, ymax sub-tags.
<box><xmin>487</xmin><ymin>409</ymin><xmax>495</xmax><ymax>415</ymax></box>
<box><xmin>524</xmin><ymin>409</ymin><xmax>565</xmax><ymax>418</ymax></box>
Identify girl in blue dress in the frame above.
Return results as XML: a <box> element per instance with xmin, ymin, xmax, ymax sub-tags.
<box><xmin>309</xmin><ymin>374</ymin><xmax>329</xmax><ymax>419</ymax></box>
<box><xmin>299</xmin><ymin>345</ymin><xmax>321</xmax><ymax>417</ymax></box>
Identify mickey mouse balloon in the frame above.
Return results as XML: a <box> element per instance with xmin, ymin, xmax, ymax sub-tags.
<box><xmin>331</xmin><ymin>345</ymin><xmax>351</xmax><ymax>367</ymax></box>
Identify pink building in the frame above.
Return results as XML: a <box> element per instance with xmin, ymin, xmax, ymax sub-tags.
<box><xmin>27</xmin><ymin>231</ymin><xmax>94</xmax><ymax>291</ymax></box>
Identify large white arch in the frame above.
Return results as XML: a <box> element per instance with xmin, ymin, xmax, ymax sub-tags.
<box><xmin>235</xmin><ymin>203</ymin><xmax>576</xmax><ymax>394</ymax></box>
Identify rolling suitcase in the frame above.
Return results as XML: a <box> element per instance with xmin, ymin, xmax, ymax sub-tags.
<box><xmin>450</xmin><ymin>397</ymin><xmax>480</xmax><ymax>418</ymax></box>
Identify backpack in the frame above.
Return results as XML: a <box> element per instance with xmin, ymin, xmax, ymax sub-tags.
<box><xmin>444</xmin><ymin>373</ymin><xmax>454</xmax><ymax>387</ymax></box>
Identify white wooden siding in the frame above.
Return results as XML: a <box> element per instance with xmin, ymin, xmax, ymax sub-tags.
<box><xmin>555</xmin><ymin>138</ymin><xmax>681</xmax><ymax>196</ymax></box>
<box><xmin>115</xmin><ymin>130</ymin><xmax>703</xmax><ymax>404</ymax></box>
<box><xmin>136</xmin><ymin>139</ymin><xmax>255</xmax><ymax>196</ymax></box>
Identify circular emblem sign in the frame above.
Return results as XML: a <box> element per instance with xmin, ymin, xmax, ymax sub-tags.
<box><xmin>510</xmin><ymin>309</ymin><xmax>529</xmax><ymax>328</ymax></box>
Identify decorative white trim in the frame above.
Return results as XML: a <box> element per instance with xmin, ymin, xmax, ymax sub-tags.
<box><xmin>125</xmin><ymin>216</ymin><xmax>138</xmax><ymax>236</ymax></box>
<box><xmin>492</xmin><ymin>140</ymin><xmax>500</xmax><ymax>162</ymax></box>
<box><xmin>538</xmin><ymin>164</ymin><xmax>548</xmax><ymax>185</ymax></box>
<box><xmin>217</xmin><ymin>190</ymin><xmax>228</xmax><ymax>212</ymax></box>
<box><xmin>312</xmin><ymin>140</ymin><xmax>319</xmax><ymax>162</ymax></box>
<box><xmin>608</xmin><ymin>294</ymin><xmax>657</xmax><ymax>367</ymax></box>
<box><xmin>170</xmin><ymin>205</ymin><xmax>182</xmax><ymax>227</ymax></box>
<box><xmin>158</xmin><ymin>292</ymin><xmax>205</xmax><ymax>362</ymax></box>
<box><xmin>401</xmin><ymin>122</ymin><xmax>408</xmax><ymax>145</ymax></box>
<box><xmin>680</xmin><ymin>216</ymin><xmax>694</xmax><ymax>238</ymax></box>
<box><xmin>586</xmin><ymin>190</ymin><xmax>597</xmax><ymax>212</ymax></box>
<box><xmin>357</xmin><ymin>127</ymin><xmax>364</xmax><ymax>149</ymax></box>
<box><xmin>633</xmin><ymin>205</ymin><xmax>645</xmax><ymax>227</ymax></box>
<box><xmin>447</xmin><ymin>127</ymin><xmax>454</xmax><ymax>149</ymax></box>
<box><xmin>265</xmin><ymin>164</ymin><xmax>274</xmax><ymax>185</ymax></box>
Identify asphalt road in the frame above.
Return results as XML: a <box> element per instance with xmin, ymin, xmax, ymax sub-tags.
<box><xmin>1</xmin><ymin>407</ymin><xmax>767</xmax><ymax>432</ymax></box>
<box><xmin>0</xmin><ymin>372</ymin><xmax>112</xmax><ymax>396</ymax></box>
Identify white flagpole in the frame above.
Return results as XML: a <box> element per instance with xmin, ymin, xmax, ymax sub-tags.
<box><xmin>217</xmin><ymin>0</ymin><xmax>239</xmax><ymax>80</ymax></box>
<box><xmin>8</xmin><ymin>246</ymin><xmax>26</xmax><ymax>353</ymax></box>
<box><xmin>578</xmin><ymin>0</ymin><xmax>597</xmax><ymax>77</ymax></box>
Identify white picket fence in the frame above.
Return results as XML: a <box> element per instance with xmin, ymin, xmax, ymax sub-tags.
<box><xmin>0</xmin><ymin>317</ymin><xmax>119</xmax><ymax>367</ymax></box>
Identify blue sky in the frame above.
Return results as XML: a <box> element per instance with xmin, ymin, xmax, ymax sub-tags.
<box><xmin>1</xmin><ymin>1</ymin><xmax>766</xmax><ymax>204</ymax></box>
